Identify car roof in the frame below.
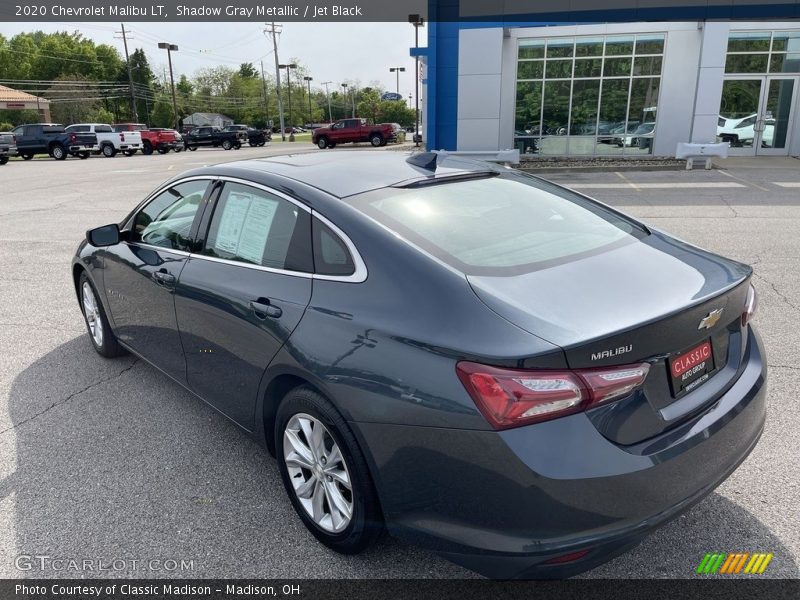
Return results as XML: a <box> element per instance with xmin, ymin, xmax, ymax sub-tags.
<box><xmin>194</xmin><ymin>152</ymin><xmax>500</xmax><ymax>198</ymax></box>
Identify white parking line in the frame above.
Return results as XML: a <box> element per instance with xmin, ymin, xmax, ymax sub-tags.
<box><xmin>567</xmin><ymin>182</ymin><xmax>746</xmax><ymax>189</ymax></box>
<box><xmin>774</xmin><ymin>182</ymin><xmax>800</xmax><ymax>187</ymax></box>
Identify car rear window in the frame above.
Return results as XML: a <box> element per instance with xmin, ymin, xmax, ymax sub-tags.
<box><xmin>356</xmin><ymin>174</ymin><xmax>647</xmax><ymax>275</ymax></box>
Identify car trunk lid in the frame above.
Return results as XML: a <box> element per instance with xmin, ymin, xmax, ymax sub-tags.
<box><xmin>468</xmin><ymin>232</ymin><xmax>752</xmax><ymax>444</ymax></box>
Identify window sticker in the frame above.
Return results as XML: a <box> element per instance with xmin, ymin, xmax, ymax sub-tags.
<box><xmin>214</xmin><ymin>191</ymin><xmax>279</xmax><ymax>265</ymax></box>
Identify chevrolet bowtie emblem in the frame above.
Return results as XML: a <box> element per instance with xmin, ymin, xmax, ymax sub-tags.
<box><xmin>698</xmin><ymin>308</ymin><xmax>724</xmax><ymax>330</ymax></box>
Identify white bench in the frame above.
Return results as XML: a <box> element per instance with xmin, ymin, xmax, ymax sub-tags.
<box><xmin>435</xmin><ymin>149</ymin><xmax>521</xmax><ymax>166</ymax></box>
<box><xmin>676</xmin><ymin>142</ymin><xmax>729</xmax><ymax>170</ymax></box>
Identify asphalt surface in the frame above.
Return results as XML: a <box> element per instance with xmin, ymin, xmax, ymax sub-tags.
<box><xmin>0</xmin><ymin>147</ymin><xmax>798</xmax><ymax>579</ymax></box>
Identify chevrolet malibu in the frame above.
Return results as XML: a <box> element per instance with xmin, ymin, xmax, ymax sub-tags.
<box><xmin>72</xmin><ymin>152</ymin><xmax>766</xmax><ymax>578</ymax></box>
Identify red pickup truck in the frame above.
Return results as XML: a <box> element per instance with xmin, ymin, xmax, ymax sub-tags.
<box><xmin>312</xmin><ymin>118</ymin><xmax>396</xmax><ymax>149</ymax></box>
<box><xmin>113</xmin><ymin>123</ymin><xmax>182</xmax><ymax>155</ymax></box>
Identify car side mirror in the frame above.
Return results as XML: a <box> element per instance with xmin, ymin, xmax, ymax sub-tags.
<box><xmin>86</xmin><ymin>224</ymin><xmax>120</xmax><ymax>247</ymax></box>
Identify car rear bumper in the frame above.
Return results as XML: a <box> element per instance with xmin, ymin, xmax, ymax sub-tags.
<box><xmin>352</xmin><ymin>326</ymin><xmax>766</xmax><ymax>579</ymax></box>
<box><xmin>70</xmin><ymin>144</ymin><xmax>99</xmax><ymax>153</ymax></box>
<box><xmin>0</xmin><ymin>146</ymin><xmax>16</xmax><ymax>156</ymax></box>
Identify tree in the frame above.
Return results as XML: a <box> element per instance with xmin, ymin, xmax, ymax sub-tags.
<box><xmin>238</xmin><ymin>62</ymin><xmax>257</xmax><ymax>79</ymax></box>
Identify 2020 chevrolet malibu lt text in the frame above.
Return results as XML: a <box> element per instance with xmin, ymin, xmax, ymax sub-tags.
<box><xmin>73</xmin><ymin>152</ymin><xmax>766</xmax><ymax>579</ymax></box>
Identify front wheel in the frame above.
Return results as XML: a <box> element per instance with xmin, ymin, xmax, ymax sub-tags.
<box><xmin>317</xmin><ymin>137</ymin><xmax>329</xmax><ymax>149</ymax></box>
<box><xmin>222</xmin><ymin>139</ymin><xmax>233</xmax><ymax>150</ymax></box>
<box><xmin>370</xmin><ymin>134</ymin><xmax>383</xmax><ymax>147</ymax></box>
<box><xmin>79</xmin><ymin>272</ymin><xmax>127</xmax><ymax>358</ymax></box>
<box><xmin>21</xmin><ymin>153</ymin><xmax>34</xmax><ymax>160</ymax></box>
<box><xmin>142</xmin><ymin>141</ymin><xmax>153</xmax><ymax>155</ymax></box>
<box><xmin>276</xmin><ymin>387</ymin><xmax>383</xmax><ymax>554</ymax></box>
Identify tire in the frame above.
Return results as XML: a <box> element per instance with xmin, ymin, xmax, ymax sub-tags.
<box><xmin>51</xmin><ymin>144</ymin><xmax>67</xmax><ymax>160</ymax></box>
<box><xmin>275</xmin><ymin>387</ymin><xmax>383</xmax><ymax>554</ymax></box>
<box><xmin>174</xmin><ymin>146</ymin><xmax>183</xmax><ymax>153</ymax></box>
<box><xmin>249</xmin><ymin>142</ymin><xmax>256</xmax><ymax>147</ymax></box>
<box><xmin>142</xmin><ymin>141</ymin><xmax>154</xmax><ymax>155</ymax></box>
<box><xmin>317</xmin><ymin>137</ymin><xmax>329</xmax><ymax>150</ymax></box>
<box><xmin>78</xmin><ymin>272</ymin><xmax>127</xmax><ymax>359</ymax></box>
<box><xmin>0</xmin><ymin>156</ymin><xmax>8</xmax><ymax>165</ymax></box>
<box><xmin>157</xmin><ymin>147</ymin><xmax>169</xmax><ymax>154</ymax></box>
<box><xmin>234</xmin><ymin>142</ymin><xmax>242</xmax><ymax>150</ymax></box>
<box><xmin>123</xmin><ymin>150</ymin><xmax>133</xmax><ymax>157</ymax></box>
<box><xmin>21</xmin><ymin>153</ymin><xmax>33</xmax><ymax>160</ymax></box>
<box><xmin>370</xmin><ymin>134</ymin><xmax>383</xmax><ymax>147</ymax></box>
<box><xmin>222</xmin><ymin>139</ymin><xmax>233</xmax><ymax>150</ymax></box>
<box><xmin>188</xmin><ymin>146</ymin><xmax>197</xmax><ymax>151</ymax></box>
<box><xmin>102</xmin><ymin>144</ymin><xmax>117</xmax><ymax>158</ymax></box>
<box><xmin>77</xmin><ymin>152</ymin><xmax>90</xmax><ymax>160</ymax></box>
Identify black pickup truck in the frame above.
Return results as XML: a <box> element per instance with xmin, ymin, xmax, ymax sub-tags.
<box><xmin>183</xmin><ymin>126</ymin><xmax>247</xmax><ymax>151</ymax></box>
<box><xmin>223</xmin><ymin>124</ymin><xmax>271</xmax><ymax>147</ymax></box>
<box><xmin>12</xmin><ymin>123</ymin><xmax>98</xmax><ymax>160</ymax></box>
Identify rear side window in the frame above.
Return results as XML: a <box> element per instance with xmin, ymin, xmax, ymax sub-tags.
<box><xmin>95</xmin><ymin>125</ymin><xmax>113</xmax><ymax>133</ymax></box>
<box><xmin>355</xmin><ymin>174</ymin><xmax>647</xmax><ymax>275</ymax></box>
<box><xmin>133</xmin><ymin>180</ymin><xmax>208</xmax><ymax>251</ymax></box>
<box><xmin>203</xmin><ymin>183</ymin><xmax>312</xmax><ymax>273</ymax></box>
<box><xmin>313</xmin><ymin>219</ymin><xmax>355</xmax><ymax>276</ymax></box>
<box><xmin>67</xmin><ymin>125</ymin><xmax>89</xmax><ymax>133</ymax></box>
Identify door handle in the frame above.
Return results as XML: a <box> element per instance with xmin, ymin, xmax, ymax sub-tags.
<box><xmin>250</xmin><ymin>298</ymin><xmax>282</xmax><ymax>320</ymax></box>
<box><xmin>153</xmin><ymin>270</ymin><xmax>176</xmax><ymax>286</ymax></box>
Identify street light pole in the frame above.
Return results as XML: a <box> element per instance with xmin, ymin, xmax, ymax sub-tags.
<box><xmin>303</xmin><ymin>76</ymin><xmax>313</xmax><ymax>127</ymax></box>
<box><xmin>321</xmin><ymin>81</ymin><xmax>333</xmax><ymax>122</ymax></box>
<box><xmin>279</xmin><ymin>63</ymin><xmax>297</xmax><ymax>141</ymax></box>
<box><xmin>408</xmin><ymin>14</ymin><xmax>424</xmax><ymax>147</ymax></box>
<box><xmin>389</xmin><ymin>67</ymin><xmax>406</xmax><ymax>95</ymax></box>
<box><xmin>158</xmin><ymin>42</ymin><xmax>179</xmax><ymax>130</ymax></box>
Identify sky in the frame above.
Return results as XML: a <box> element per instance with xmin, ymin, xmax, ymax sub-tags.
<box><xmin>0</xmin><ymin>21</ymin><xmax>424</xmax><ymax>99</ymax></box>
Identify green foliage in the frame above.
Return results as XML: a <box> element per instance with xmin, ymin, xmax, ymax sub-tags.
<box><xmin>0</xmin><ymin>122</ymin><xmax>14</xmax><ymax>131</ymax></box>
<box><xmin>0</xmin><ymin>110</ymin><xmax>40</xmax><ymax>127</ymax></box>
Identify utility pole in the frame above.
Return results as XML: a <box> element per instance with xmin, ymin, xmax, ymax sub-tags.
<box><xmin>279</xmin><ymin>63</ymin><xmax>297</xmax><ymax>141</ymax></box>
<box><xmin>158</xmin><ymin>42</ymin><xmax>179</xmax><ymax>130</ymax></box>
<box><xmin>389</xmin><ymin>67</ymin><xmax>405</xmax><ymax>95</ymax></box>
<box><xmin>265</xmin><ymin>22</ymin><xmax>286</xmax><ymax>141</ymax></box>
<box><xmin>303</xmin><ymin>76</ymin><xmax>313</xmax><ymax>127</ymax></box>
<box><xmin>409</xmin><ymin>14</ymin><xmax>424</xmax><ymax>147</ymax></box>
<box><xmin>115</xmin><ymin>23</ymin><xmax>138</xmax><ymax>121</ymax></box>
<box><xmin>260</xmin><ymin>60</ymin><xmax>270</xmax><ymax>126</ymax></box>
<box><xmin>321</xmin><ymin>81</ymin><xmax>333</xmax><ymax>122</ymax></box>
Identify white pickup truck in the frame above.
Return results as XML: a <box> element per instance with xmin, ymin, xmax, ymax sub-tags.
<box><xmin>66</xmin><ymin>123</ymin><xmax>143</xmax><ymax>157</ymax></box>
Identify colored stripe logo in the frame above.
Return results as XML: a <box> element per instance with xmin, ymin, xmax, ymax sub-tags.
<box><xmin>696</xmin><ymin>553</ymin><xmax>773</xmax><ymax>574</ymax></box>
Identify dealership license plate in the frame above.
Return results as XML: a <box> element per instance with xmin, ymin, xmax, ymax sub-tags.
<box><xmin>668</xmin><ymin>340</ymin><xmax>715</xmax><ymax>397</ymax></box>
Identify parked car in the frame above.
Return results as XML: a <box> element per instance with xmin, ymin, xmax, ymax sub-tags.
<box><xmin>112</xmin><ymin>124</ymin><xmax>181</xmax><ymax>155</ymax></box>
<box><xmin>74</xmin><ymin>152</ymin><xmax>764</xmax><ymax>580</ymax></box>
<box><xmin>0</xmin><ymin>131</ymin><xmax>16</xmax><ymax>165</ymax></box>
<box><xmin>617</xmin><ymin>122</ymin><xmax>655</xmax><ymax>148</ymax></box>
<box><xmin>717</xmin><ymin>114</ymin><xmax>775</xmax><ymax>148</ymax></box>
<box><xmin>66</xmin><ymin>123</ymin><xmax>143</xmax><ymax>158</ymax></box>
<box><xmin>149</xmin><ymin>128</ymin><xmax>184</xmax><ymax>152</ymax></box>
<box><xmin>12</xmin><ymin>123</ymin><xmax>97</xmax><ymax>160</ymax></box>
<box><xmin>312</xmin><ymin>118</ymin><xmax>396</xmax><ymax>149</ymax></box>
<box><xmin>183</xmin><ymin>126</ymin><xmax>246</xmax><ymax>151</ymax></box>
<box><xmin>223</xmin><ymin>124</ymin><xmax>271</xmax><ymax>147</ymax></box>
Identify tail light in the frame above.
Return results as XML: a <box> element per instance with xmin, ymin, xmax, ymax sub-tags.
<box><xmin>456</xmin><ymin>361</ymin><xmax>650</xmax><ymax>430</ymax></box>
<box><xmin>120</xmin><ymin>133</ymin><xmax>125</xmax><ymax>142</ymax></box>
<box><xmin>69</xmin><ymin>133</ymin><xmax>77</xmax><ymax>143</ymax></box>
<box><xmin>742</xmin><ymin>283</ymin><xmax>757</xmax><ymax>326</ymax></box>
<box><xmin>12</xmin><ymin>135</ymin><xmax>16</xmax><ymax>144</ymax></box>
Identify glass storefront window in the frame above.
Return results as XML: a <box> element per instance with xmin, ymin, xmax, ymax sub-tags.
<box><xmin>514</xmin><ymin>33</ymin><xmax>663</xmax><ymax>156</ymax></box>
<box><xmin>726</xmin><ymin>30</ymin><xmax>800</xmax><ymax>74</ymax></box>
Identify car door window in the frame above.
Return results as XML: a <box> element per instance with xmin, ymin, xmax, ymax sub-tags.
<box><xmin>132</xmin><ymin>180</ymin><xmax>209</xmax><ymax>251</ymax></box>
<box><xmin>203</xmin><ymin>183</ymin><xmax>312</xmax><ymax>273</ymax></box>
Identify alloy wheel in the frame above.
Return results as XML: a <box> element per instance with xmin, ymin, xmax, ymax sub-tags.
<box><xmin>283</xmin><ymin>413</ymin><xmax>354</xmax><ymax>533</ymax></box>
<box><xmin>81</xmin><ymin>282</ymin><xmax>104</xmax><ymax>347</ymax></box>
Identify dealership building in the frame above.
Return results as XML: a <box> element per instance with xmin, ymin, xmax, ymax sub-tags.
<box><xmin>419</xmin><ymin>3</ymin><xmax>800</xmax><ymax>158</ymax></box>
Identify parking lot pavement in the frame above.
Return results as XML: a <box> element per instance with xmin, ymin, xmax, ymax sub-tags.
<box><xmin>1</xmin><ymin>151</ymin><xmax>798</xmax><ymax>579</ymax></box>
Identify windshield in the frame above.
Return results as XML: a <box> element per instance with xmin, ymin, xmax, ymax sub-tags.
<box><xmin>353</xmin><ymin>174</ymin><xmax>648</xmax><ymax>275</ymax></box>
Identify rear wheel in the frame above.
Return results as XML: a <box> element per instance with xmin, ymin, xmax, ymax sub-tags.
<box><xmin>51</xmin><ymin>144</ymin><xmax>67</xmax><ymax>160</ymax></box>
<box><xmin>21</xmin><ymin>153</ymin><xmax>33</xmax><ymax>160</ymax></box>
<box><xmin>317</xmin><ymin>137</ymin><xmax>329</xmax><ymax>149</ymax></box>
<box><xmin>142</xmin><ymin>141</ymin><xmax>153</xmax><ymax>155</ymax></box>
<box><xmin>276</xmin><ymin>387</ymin><xmax>383</xmax><ymax>554</ymax></box>
<box><xmin>222</xmin><ymin>139</ymin><xmax>233</xmax><ymax>150</ymax></box>
<box><xmin>0</xmin><ymin>156</ymin><xmax>8</xmax><ymax>165</ymax></box>
<box><xmin>79</xmin><ymin>272</ymin><xmax>126</xmax><ymax>358</ymax></box>
<box><xmin>102</xmin><ymin>144</ymin><xmax>117</xmax><ymax>158</ymax></box>
<box><xmin>369</xmin><ymin>134</ymin><xmax>383</xmax><ymax>147</ymax></box>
